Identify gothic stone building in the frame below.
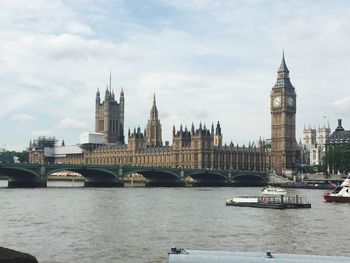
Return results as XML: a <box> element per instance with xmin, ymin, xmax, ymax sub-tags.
<box><xmin>29</xmin><ymin>76</ymin><xmax>267</xmax><ymax>172</ymax></box>
<box><xmin>29</xmin><ymin>55</ymin><xmax>305</xmax><ymax>175</ymax></box>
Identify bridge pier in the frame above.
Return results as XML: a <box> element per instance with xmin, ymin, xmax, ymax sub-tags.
<box><xmin>8</xmin><ymin>178</ymin><xmax>47</xmax><ymax>188</ymax></box>
<box><xmin>84</xmin><ymin>181</ymin><xmax>124</xmax><ymax>187</ymax></box>
<box><xmin>84</xmin><ymin>176</ymin><xmax>124</xmax><ymax>187</ymax></box>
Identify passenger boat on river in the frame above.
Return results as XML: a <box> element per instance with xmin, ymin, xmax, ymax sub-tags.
<box><xmin>323</xmin><ymin>176</ymin><xmax>350</xmax><ymax>203</ymax></box>
<box><xmin>226</xmin><ymin>195</ymin><xmax>311</xmax><ymax>209</ymax></box>
<box><xmin>261</xmin><ymin>185</ymin><xmax>287</xmax><ymax>196</ymax></box>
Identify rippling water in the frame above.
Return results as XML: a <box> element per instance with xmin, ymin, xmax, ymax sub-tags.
<box><xmin>0</xmin><ymin>180</ymin><xmax>349</xmax><ymax>263</ymax></box>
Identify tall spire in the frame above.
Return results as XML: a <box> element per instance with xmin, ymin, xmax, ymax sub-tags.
<box><xmin>274</xmin><ymin>51</ymin><xmax>294</xmax><ymax>89</ymax></box>
<box><xmin>109</xmin><ymin>68</ymin><xmax>112</xmax><ymax>91</ymax></box>
<box><xmin>278</xmin><ymin>51</ymin><xmax>289</xmax><ymax>73</ymax></box>
<box><xmin>150</xmin><ymin>94</ymin><xmax>158</xmax><ymax>120</ymax></box>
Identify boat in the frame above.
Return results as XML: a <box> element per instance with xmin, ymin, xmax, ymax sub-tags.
<box><xmin>323</xmin><ymin>176</ymin><xmax>350</xmax><ymax>203</ymax></box>
<box><xmin>261</xmin><ymin>185</ymin><xmax>287</xmax><ymax>196</ymax></box>
<box><xmin>225</xmin><ymin>195</ymin><xmax>311</xmax><ymax>209</ymax></box>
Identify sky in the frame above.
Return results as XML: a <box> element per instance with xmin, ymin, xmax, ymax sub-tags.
<box><xmin>1</xmin><ymin>0</ymin><xmax>350</xmax><ymax>151</ymax></box>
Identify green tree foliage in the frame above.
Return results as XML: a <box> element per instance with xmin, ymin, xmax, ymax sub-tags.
<box><xmin>324</xmin><ymin>144</ymin><xmax>350</xmax><ymax>174</ymax></box>
<box><xmin>0</xmin><ymin>151</ymin><xmax>29</xmax><ymax>163</ymax></box>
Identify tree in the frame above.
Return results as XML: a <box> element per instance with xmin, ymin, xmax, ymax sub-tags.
<box><xmin>0</xmin><ymin>150</ymin><xmax>29</xmax><ymax>163</ymax></box>
<box><xmin>324</xmin><ymin>144</ymin><xmax>350</xmax><ymax>174</ymax></box>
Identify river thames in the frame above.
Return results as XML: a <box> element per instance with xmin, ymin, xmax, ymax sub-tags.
<box><xmin>0</xmin><ymin>180</ymin><xmax>349</xmax><ymax>263</ymax></box>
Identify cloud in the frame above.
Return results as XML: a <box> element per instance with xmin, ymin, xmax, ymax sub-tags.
<box><xmin>9</xmin><ymin>113</ymin><xmax>36</xmax><ymax>124</ymax></box>
<box><xmin>56</xmin><ymin>118</ymin><xmax>88</xmax><ymax>130</ymax></box>
<box><xmin>31</xmin><ymin>130</ymin><xmax>54</xmax><ymax>138</ymax></box>
<box><xmin>1</xmin><ymin>0</ymin><xmax>350</xmax><ymax>150</ymax></box>
<box><xmin>66</xmin><ymin>22</ymin><xmax>93</xmax><ymax>36</ymax></box>
<box><xmin>331</xmin><ymin>96</ymin><xmax>350</xmax><ymax>116</ymax></box>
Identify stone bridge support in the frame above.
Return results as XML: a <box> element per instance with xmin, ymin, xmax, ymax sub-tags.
<box><xmin>1</xmin><ymin>165</ymin><xmax>47</xmax><ymax>188</ymax></box>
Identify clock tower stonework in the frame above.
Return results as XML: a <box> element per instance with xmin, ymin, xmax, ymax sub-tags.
<box><xmin>270</xmin><ymin>53</ymin><xmax>297</xmax><ymax>175</ymax></box>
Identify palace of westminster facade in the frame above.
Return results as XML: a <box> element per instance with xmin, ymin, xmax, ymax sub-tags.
<box><xmin>29</xmin><ymin>55</ymin><xmax>298</xmax><ymax>175</ymax></box>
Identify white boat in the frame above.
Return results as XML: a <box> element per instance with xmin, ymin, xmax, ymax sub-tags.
<box><xmin>323</xmin><ymin>176</ymin><xmax>350</xmax><ymax>203</ymax></box>
<box><xmin>261</xmin><ymin>185</ymin><xmax>287</xmax><ymax>196</ymax></box>
<box><xmin>225</xmin><ymin>195</ymin><xmax>310</xmax><ymax>209</ymax></box>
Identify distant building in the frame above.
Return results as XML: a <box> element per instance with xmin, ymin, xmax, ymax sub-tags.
<box><xmin>326</xmin><ymin>119</ymin><xmax>350</xmax><ymax>150</ymax></box>
<box><xmin>302</xmin><ymin>123</ymin><xmax>331</xmax><ymax>166</ymax></box>
<box><xmin>0</xmin><ymin>155</ymin><xmax>14</xmax><ymax>164</ymax></box>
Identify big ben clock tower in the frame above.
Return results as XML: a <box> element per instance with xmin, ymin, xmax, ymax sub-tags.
<box><xmin>270</xmin><ymin>53</ymin><xmax>296</xmax><ymax>175</ymax></box>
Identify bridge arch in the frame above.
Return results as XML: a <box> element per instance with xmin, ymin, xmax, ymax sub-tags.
<box><xmin>185</xmin><ymin>170</ymin><xmax>228</xmax><ymax>186</ymax></box>
<box><xmin>0</xmin><ymin>166</ymin><xmax>45</xmax><ymax>188</ymax></box>
<box><xmin>124</xmin><ymin>168</ymin><xmax>183</xmax><ymax>187</ymax></box>
<box><xmin>231</xmin><ymin>172</ymin><xmax>267</xmax><ymax>186</ymax></box>
<box><xmin>46</xmin><ymin>167</ymin><xmax>122</xmax><ymax>187</ymax></box>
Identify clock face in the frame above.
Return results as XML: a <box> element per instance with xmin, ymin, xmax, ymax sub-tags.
<box><xmin>287</xmin><ymin>96</ymin><xmax>295</xmax><ymax>107</ymax></box>
<box><xmin>272</xmin><ymin>96</ymin><xmax>281</xmax><ymax>107</ymax></box>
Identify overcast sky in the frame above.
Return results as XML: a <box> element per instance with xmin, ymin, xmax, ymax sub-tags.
<box><xmin>1</xmin><ymin>0</ymin><xmax>350</xmax><ymax>151</ymax></box>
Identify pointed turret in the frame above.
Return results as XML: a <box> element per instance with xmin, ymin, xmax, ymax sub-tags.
<box><xmin>145</xmin><ymin>93</ymin><xmax>162</xmax><ymax>146</ymax></box>
<box><xmin>215</xmin><ymin>121</ymin><xmax>221</xmax><ymax>135</ymax></box>
<box><xmin>278</xmin><ymin>51</ymin><xmax>289</xmax><ymax>73</ymax></box>
<box><xmin>336</xmin><ymin>119</ymin><xmax>345</xmax><ymax>131</ymax></box>
<box><xmin>109</xmin><ymin>69</ymin><xmax>112</xmax><ymax>91</ymax></box>
<box><xmin>274</xmin><ymin>52</ymin><xmax>294</xmax><ymax>89</ymax></box>
<box><xmin>150</xmin><ymin>93</ymin><xmax>158</xmax><ymax>120</ymax></box>
<box><xmin>105</xmin><ymin>85</ymin><xmax>110</xmax><ymax>99</ymax></box>
<box><xmin>96</xmin><ymin>88</ymin><xmax>101</xmax><ymax>104</ymax></box>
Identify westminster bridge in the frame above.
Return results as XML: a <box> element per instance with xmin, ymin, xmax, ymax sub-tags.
<box><xmin>0</xmin><ymin>163</ymin><xmax>268</xmax><ymax>188</ymax></box>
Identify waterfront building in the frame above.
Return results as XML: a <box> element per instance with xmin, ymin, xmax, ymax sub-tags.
<box><xmin>270</xmin><ymin>53</ymin><xmax>297</xmax><ymax>175</ymax></box>
<box><xmin>29</xmin><ymin>55</ymin><xmax>304</xmax><ymax>174</ymax></box>
<box><xmin>29</xmin><ymin>93</ymin><xmax>266</xmax><ymax>172</ymax></box>
<box><xmin>29</xmin><ymin>136</ymin><xmax>83</xmax><ymax>164</ymax></box>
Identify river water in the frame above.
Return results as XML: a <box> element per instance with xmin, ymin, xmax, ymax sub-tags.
<box><xmin>0</xmin><ymin>180</ymin><xmax>349</xmax><ymax>263</ymax></box>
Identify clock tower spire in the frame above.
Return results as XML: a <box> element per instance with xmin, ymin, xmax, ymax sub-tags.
<box><xmin>270</xmin><ymin>53</ymin><xmax>297</xmax><ymax>176</ymax></box>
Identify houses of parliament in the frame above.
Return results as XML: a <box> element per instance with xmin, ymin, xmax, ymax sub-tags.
<box><xmin>29</xmin><ymin>54</ymin><xmax>297</xmax><ymax>175</ymax></box>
